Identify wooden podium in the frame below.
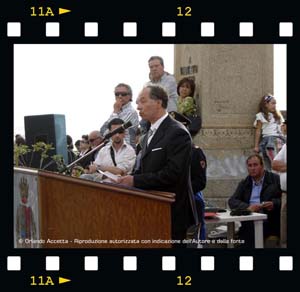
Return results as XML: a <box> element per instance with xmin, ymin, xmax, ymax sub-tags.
<box><xmin>20</xmin><ymin>170</ymin><xmax>175</xmax><ymax>248</ymax></box>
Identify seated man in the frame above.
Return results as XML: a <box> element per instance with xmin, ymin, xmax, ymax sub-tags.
<box><xmin>228</xmin><ymin>154</ymin><xmax>281</xmax><ymax>248</ymax></box>
<box><xmin>80</xmin><ymin>118</ymin><xmax>136</xmax><ymax>182</ymax></box>
<box><xmin>99</xmin><ymin>83</ymin><xmax>139</xmax><ymax>149</ymax></box>
<box><xmin>79</xmin><ymin>131</ymin><xmax>104</xmax><ymax>170</ymax></box>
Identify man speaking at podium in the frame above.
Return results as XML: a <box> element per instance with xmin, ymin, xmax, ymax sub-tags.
<box><xmin>118</xmin><ymin>85</ymin><xmax>194</xmax><ymax>243</ymax></box>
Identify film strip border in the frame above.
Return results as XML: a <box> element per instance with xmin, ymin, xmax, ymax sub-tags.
<box><xmin>1</xmin><ymin>255</ymin><xmax>295</xmax><ymax>272</ymax></box>
<box><xmin>1</xmin><ymin>254</ymin><xmax>295</xmax><ymax>288</ymax></box>
<box><xmin>4</xmin><ymin>21</ymin><xmax>295</xmax><ymax>38</ymax></box>
<box><xmin>1</xmin><ymin>6</ymin><xmax>298</xmax><ymax>285</ymax></box>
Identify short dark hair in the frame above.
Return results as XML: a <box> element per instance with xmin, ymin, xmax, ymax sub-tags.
<box><xmin>146</xmin><ymin>85</ymin><xmax>168</xmax><ymax>109</ymax></box>
<box><xmin>177</xmin><ymin>77</ymin><xmax>196</xmax><ymax>97</ymax></box>
<box><xmin>148</xmin><ymin>56</ymin><xmax>164</xmax><ymax>67</ymax></box>
<box><xmin>15</xmin><ymin>134</ymin><xmax>26</xmax><ymax>146</ymax></box>
<box><xmin>66</xmin><ymin>134</ymin><xmax>73</xmax><ymax>145</ymax></box>
<box><xmin>108</xmin><ymin>118</ymin><xmax>125</xmax><ymax>130</ymax></box>
<box><xmin>246</xmin><ymin>154</ymin><xmax>264</xmax><ymax>166</ymax></box>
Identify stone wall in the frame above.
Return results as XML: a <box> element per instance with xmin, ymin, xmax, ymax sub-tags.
<box><xmin>174</xmin><ymin>44</ymin><xmax>273</xmax><ymax>207</ymax></box>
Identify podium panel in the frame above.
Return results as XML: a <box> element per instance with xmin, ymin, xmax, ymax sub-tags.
<box><xmin>12</xmin><ymin>169</ymin><xmax>175</xmax><ymax>248</ymax></box>
<box><xmin>38</xmin><ymin>172</ymin><xmax>174</xmax><ymax>248</ymax></box>
<box><xmin>14</xmin><ymin>167</ymin><xmax>40</xmax><ymax>248</ymax></box>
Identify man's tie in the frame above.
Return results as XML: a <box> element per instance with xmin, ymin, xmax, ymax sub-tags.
<box><xmin>146</xmin><ymin>128</ymin><xmax>154</xmax><ymax>146</ymax></box>
<box><xmin>141</xmin><ymin>128</ymin><xmax>154</xmax><ymax>156</ymax></box>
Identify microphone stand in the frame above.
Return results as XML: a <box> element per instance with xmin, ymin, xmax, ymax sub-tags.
<box><xmin>59</xmin><ymin>121</ymin><xmax>133</xmax><ymax>174</ymax></box>
<box><xmin>63</xmin><ymin>138</ymin><xmax>107</xmax><ymax>172</ymax></box>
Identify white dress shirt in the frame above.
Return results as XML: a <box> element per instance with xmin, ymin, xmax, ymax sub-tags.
<box><xmin>273</xmin><ymin>144</ymin><xmax>287</xmax><ymax>191</ymax></box>
<box><xmin>147</xmin><ymin>112</ymin><xmax>168</xmax><ymax>145</ymax></box>
<box><xmin>94</xmin><ymin>141</ymin><xmax>136</xmax><ymax>174</ymax></box>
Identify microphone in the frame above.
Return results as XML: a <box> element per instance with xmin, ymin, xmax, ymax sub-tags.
<box><xmin>104</xmin><ymin>121</ymin><xmax>132</xmax><ymax>140</ymax></box>
<box><xmin>65</xmin><ymin>121</ymin><xmax>132</xmax><ymax>171</ymax></box>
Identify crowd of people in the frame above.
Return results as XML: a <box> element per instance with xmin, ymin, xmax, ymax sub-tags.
<box><xmin>14</xmin><ymin>56</ymin><xmax>287</xmax><ymax>248</ymax></box>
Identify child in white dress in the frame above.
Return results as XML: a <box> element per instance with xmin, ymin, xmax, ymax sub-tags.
<box><xmin>253</xmin><ymin>94</ymin><xmax>285</xmax><ymax>170</ymax></box>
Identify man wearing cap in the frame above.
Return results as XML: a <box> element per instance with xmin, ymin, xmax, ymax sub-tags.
<box><xmin>118</xmin><ymin>85</ymin><xmax>195</xmax><ymax>244</ymax></box>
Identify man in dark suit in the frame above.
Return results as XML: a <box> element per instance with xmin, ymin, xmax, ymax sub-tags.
<box><xmin>118</xmin><ymin>85</ymin><xmax>195</xmax><ymax>243</ymax></box>
<box><xmin>228</xmin><ymin>154</ymin><xmax>282</xmax><ymax>248</ymax></box>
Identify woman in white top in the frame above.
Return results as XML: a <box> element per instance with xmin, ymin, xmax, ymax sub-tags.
<box><xmin>253</xmin><ymin>94</ymin><xmax>285</xmax><ymax>170</ymax></box>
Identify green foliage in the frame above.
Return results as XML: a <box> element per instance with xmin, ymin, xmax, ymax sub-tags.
<box><xmin>50</xmin><ymin>154</ymin><xmax>66</xmax><ymax>173</ymax></box>
<box><xmin>14</xmin><ymin>144</ymin><xmax>31</xmax><ymax>167</ymax></box>
<box><xmin>14</xmin><ymin>142</ymin><xmax>64</xmax><ymax>171</ymax></box>
<box><xmin>31</xmin><ymin>142</ymin><xmax>55</xmax><ymax>168</ymax></box>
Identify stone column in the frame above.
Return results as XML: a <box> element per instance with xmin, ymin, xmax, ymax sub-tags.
<box><xmin>174</xmin><ymin>45</ymin><xmax>273</xmax><ymax>207</ymax></box>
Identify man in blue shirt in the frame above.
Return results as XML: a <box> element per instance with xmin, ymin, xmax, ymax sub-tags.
<box><xmin>228</xmin><ymin>154</ymin><xmax>281</xmax><ymax>248</ymax></box>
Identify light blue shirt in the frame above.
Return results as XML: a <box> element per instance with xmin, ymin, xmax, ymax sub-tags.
<box><xmin>147</xmin><ymin>72</ymin><xmax>178</xmax><ymax>112</ymax></box>
<box><xmin>249</xmin><ymin>176</ymin><xmax>264</xmax><ymax>205</ymax></box>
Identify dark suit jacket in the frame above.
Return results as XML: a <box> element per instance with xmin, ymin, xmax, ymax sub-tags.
<box><xmin>228</xmin><ymin>170</ymin><xmax>281</xmax><ymax>210</ymax></box>
<box><xmin>228</xmin><ymin>170</ymin><xmax>281</xmax><ymax>237</ymax></box>
<box><xmin>191</xmin><ymin>146</ymin><xmax>207</xmax><ymax>194</ymax></box>
<box><xmin>134</xmin><ymin>115</ymin><xmax>193</xmax><ymax>240</ymax></box>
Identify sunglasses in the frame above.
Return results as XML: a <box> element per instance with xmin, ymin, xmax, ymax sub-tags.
<box><xmin>89</xmin><ymin>137</ymin><xmax>101</xmax><ymax>143</ymax></box>
<box><xmin>115</xmin><ymin>92</ymin><xmax>129</xmax><ymax>97</ymax></box>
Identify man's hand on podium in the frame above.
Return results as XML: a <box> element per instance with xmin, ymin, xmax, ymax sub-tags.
<box><xmin>117</xmin><ymin>175</ymin><xmax>134</xmax><ymax>187</ymax></box>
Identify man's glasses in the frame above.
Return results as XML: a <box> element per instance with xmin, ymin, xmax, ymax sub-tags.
<box><xmin>115</xmin><ymin>92</ymin><xmax>129</xmax><ymax>97</ymax></box>
<box><xmin>88</xmin><ymin>137</ymin><xmax>101</xmax><ymax>143</ymax></box>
